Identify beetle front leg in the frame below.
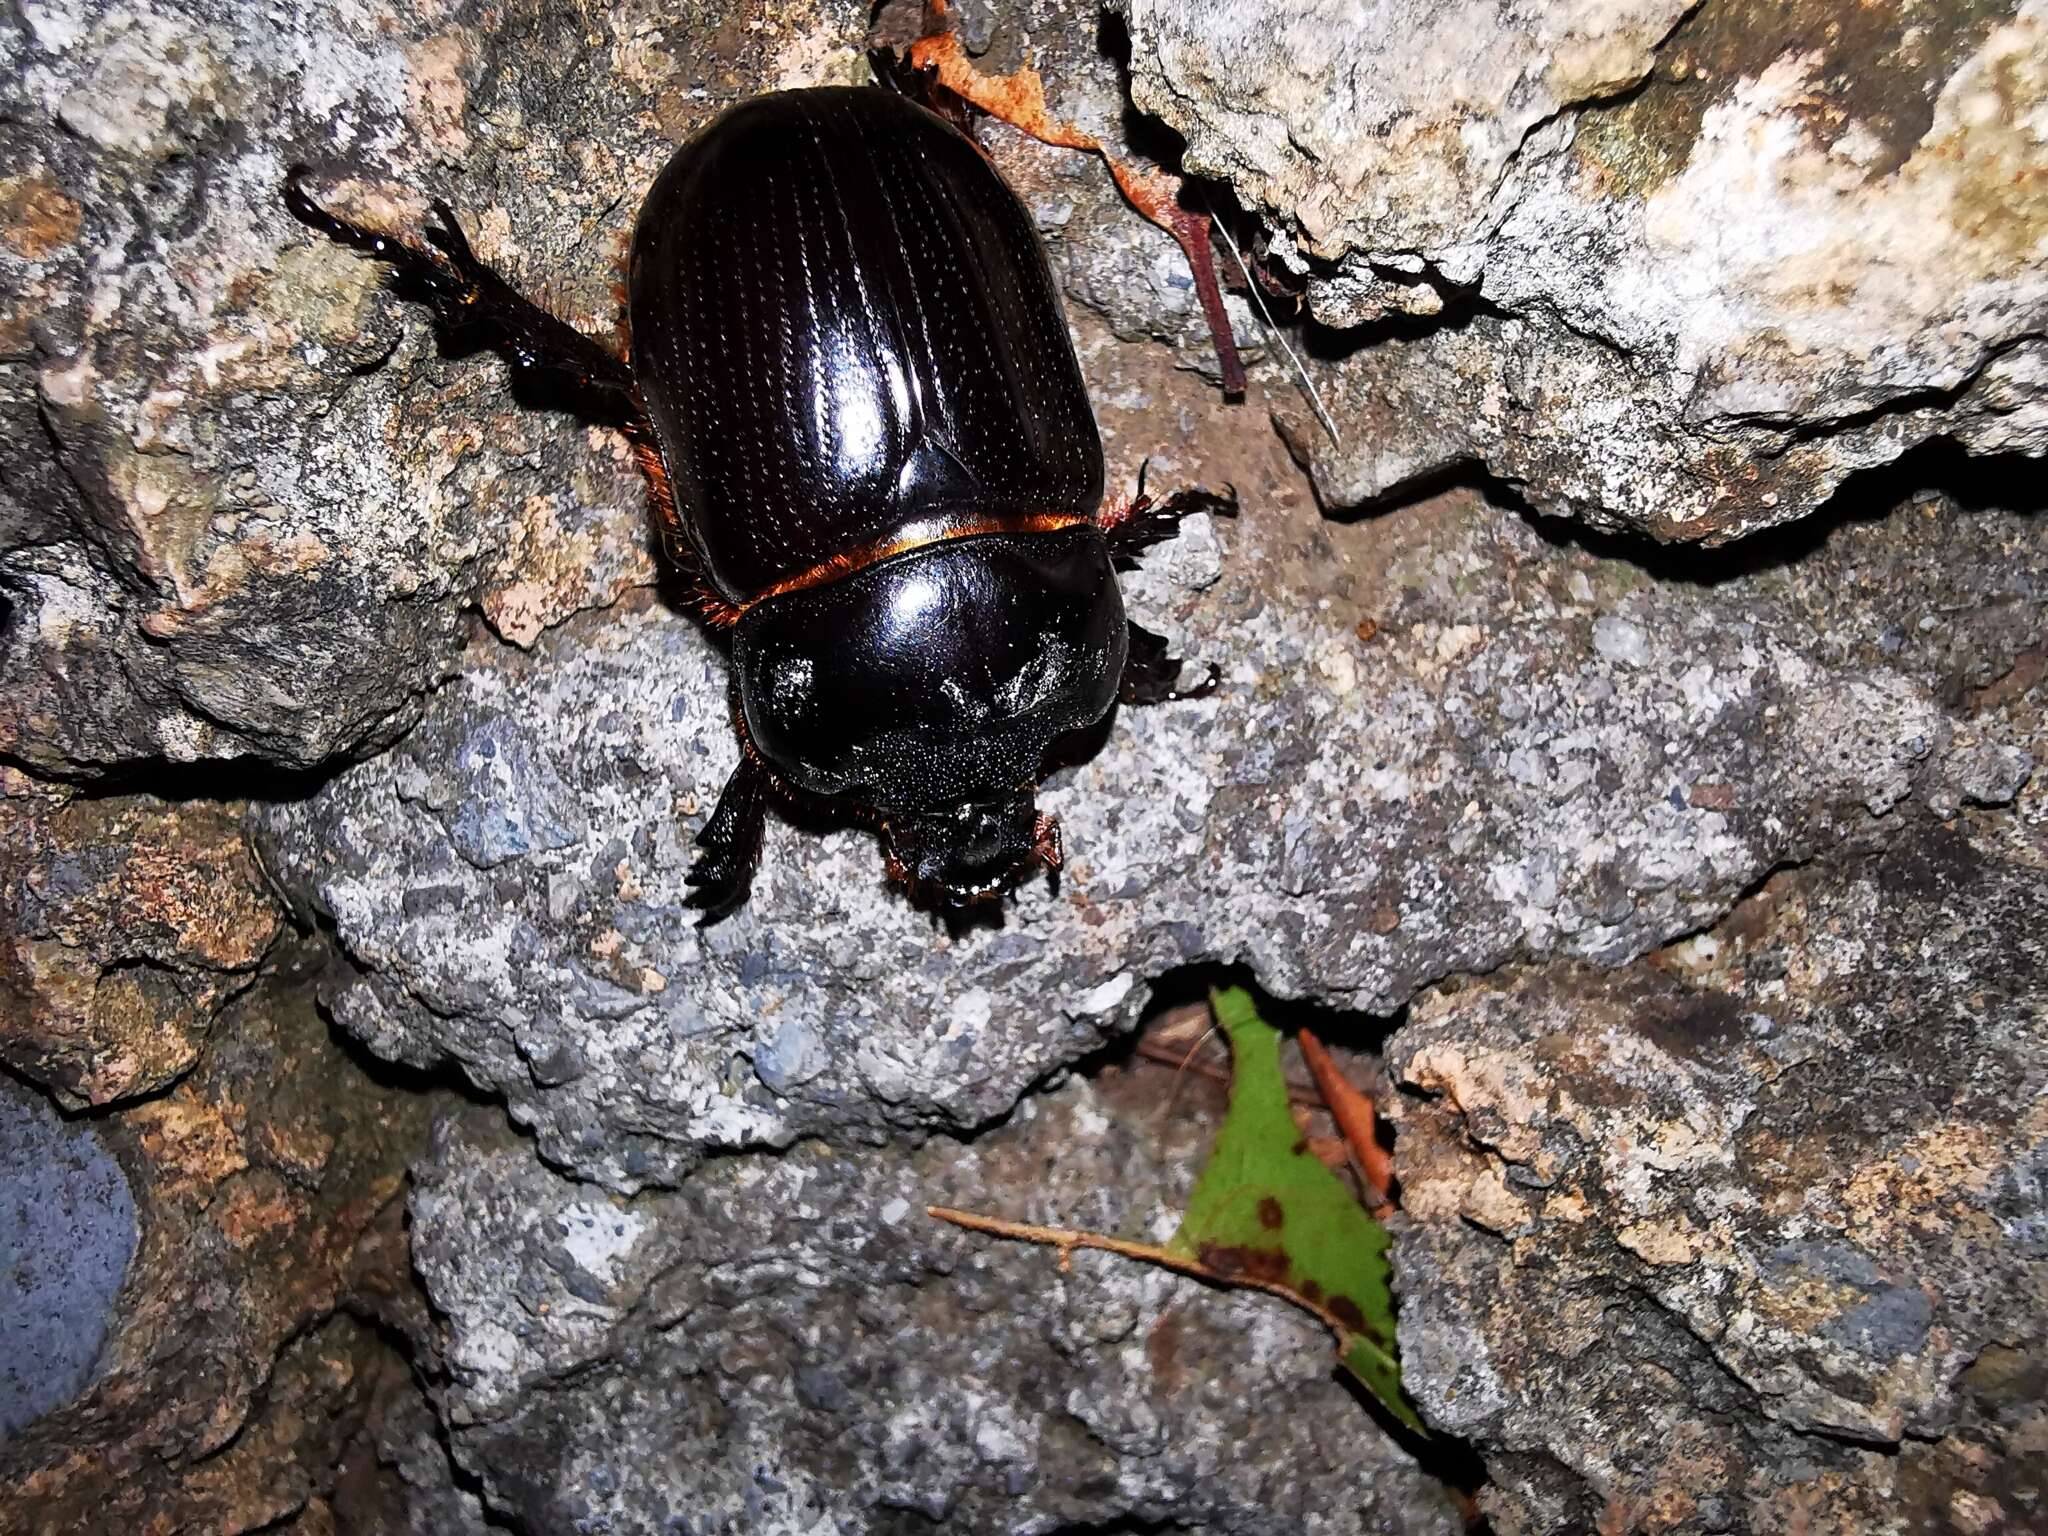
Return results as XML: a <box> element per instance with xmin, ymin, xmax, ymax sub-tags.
<box><xmin>1121</xmin><ymin>619</ymin><xmax>1218</xmax><ymax>706</ymax></box>
<box><xmin>684</xmin><ymin>756</ymin><xmax>771</xmax><ymax>924</ymax></box>
<box><xmin>284</xmin><ymin>166</ymin><xmax>639</xmax><ymax>417</ymax></box>
<box><xmin>1099</xmin><ymin>465</ymin><xmax>1237</xmax><ymax>566</ymax></box>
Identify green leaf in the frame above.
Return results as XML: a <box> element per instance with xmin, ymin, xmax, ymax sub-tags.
<box><xmin>1170</xmin><ymin>986</ymin><xmax>1423</xmax><ymax>1435</ymax></box>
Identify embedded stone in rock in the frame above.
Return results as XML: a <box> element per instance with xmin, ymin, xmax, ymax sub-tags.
<box><xmin>254</xmin><ymin>451</ymin><xmax>2045</xmax><ymax>1189</ymax></box>
<box><xmin>1117</xmin><ymin>0</ymin><xmax>2048</xmax><ymax>539</ymax></box>
<box><xmin>0</xmin><ymin>955</ymin><xmax>443</xmax><ymax>1533</ymax></box>
<box><xmin>0</xmin><ymin>1075</ymin><xmax>136</xmax><ymax>1443</ymax></box>
<box><xmin>410</xmin><ymin>1073</ymin><xmax>1464</xmax><ymax>1535</ymax></box>
<box><xmin>1385</xmin><ymin>808</ymin><xmax>2048</xmax><ymax>1531</ymax></box>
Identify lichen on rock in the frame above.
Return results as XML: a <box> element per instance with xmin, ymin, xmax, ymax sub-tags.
<box><xmin>0</xmin><ymin>774</ymin><xmax>283</xmax><ymax>1106</ymax></box>
<box><xmin>1388</xmin><ymin>805</ymin><xmax>2048</xmax><ymax>1532</ymax></box>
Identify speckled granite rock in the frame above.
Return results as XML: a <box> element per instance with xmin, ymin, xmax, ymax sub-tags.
<box><xmin>0</xmin><ymin>772</ymin><xmax>283</xmax><ymax>1106</ymax></box>
<box><xmin>255</xmin><ymin>433</ymin><xmax>2043</xmax><ymax>1190</ymax></box>
<box><xmin>1117</xmin><ymin>0</ymin><xmax>2048</xmax><ymax>539</ymax></box>
<box><xmin>0</xmin><ymin>948</ymin><xmax>446</xmax><ymax>1535</ymax></box>
<box><xmin>1386</xmin><ymin>801</ymin><xmax>2048</xmax><ymax>1534</ymax></box>
<box><xmin>409</xmin><ymin>1068</ymin><xmax>1464</xmax><ymax>1535</ymax></box>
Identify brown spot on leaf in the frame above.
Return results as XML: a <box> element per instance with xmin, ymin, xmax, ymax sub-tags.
<box><xmin>1328</xmin><ymin>1293</ymin><xmax>1389</xmax><ymax>1347</ymax></box>
<box><xmin>1329</xmin><ymin>1294</ymin><xmax>1368</xmax><ymax>1333</ymax></box>
<box><xmin>1257</xmin><ymin>1196</ymin><xmax>1285</xmax><ymax>1230</ymax></box>
<box><xmin>1201</xmin><ymin>1243</ymin><xmax>1292</xmax><ymax>1286</ymax></box>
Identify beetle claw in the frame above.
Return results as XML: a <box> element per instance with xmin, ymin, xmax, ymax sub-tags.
<box><xmin>1102</xmin><ymin>476</ymin><xmax>1237</xmax><ymax>566</ymax></box>
<box><xmin>282</xmin><ymin>165</ymin><xmax>639</xmax><ymax>412</ymax></box>
<box><xmin>1120</xmin><ymin>620</ymin><xmax>1217</xmax><ymax>707</ymax></box>
<box><xmin>684</xmin><ymin>757</ymin><xmax>772</xmax><ymax>924</ymax></box>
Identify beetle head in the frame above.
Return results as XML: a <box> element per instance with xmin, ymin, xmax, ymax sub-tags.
<box><xmin>882</xmin><ymin>798</ymin><xmax>1062</xmax><ymax>905</ymax></box>
<box><xmin>732</xmin><ymin>525</ymin><xmax>1124</xmax><ymax>904</ymax></box>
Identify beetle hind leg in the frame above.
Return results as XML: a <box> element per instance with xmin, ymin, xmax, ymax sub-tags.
<box><xmin>684</xmin><ymin>756</ymin><xmax>772</xmax><ymax>924</ymax></box>
<box><xmin>283</xmin><ymin>165</ymin><xmax>638</xmax><ymax>414</ymax></box>
<box><xmin>1121</xmin><ymin>619</ymin><xmax>1218</xmax><ymax>706</ymax></box>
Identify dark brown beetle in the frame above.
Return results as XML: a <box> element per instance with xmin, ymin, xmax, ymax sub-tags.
<box><xmin>286</xmin><ymin>78</ymin><xmax>1228</xmax><ymax>918</ymax></box>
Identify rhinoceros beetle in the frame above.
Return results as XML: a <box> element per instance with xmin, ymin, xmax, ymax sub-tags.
<box><xmin>286</xmin><ymin>77</ymin><xmax>1229</xmax><ymax>918</ymax></box>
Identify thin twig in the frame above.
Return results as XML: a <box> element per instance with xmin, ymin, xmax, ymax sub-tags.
<box><xmin>1202</xmin><ymin>192</ymin><xmax>1343</xmax><ymax>449</ymax></box>
<box><xmin>1132</xmin><ymin>1035</ymin><xmax>1330</xmax><ymax>1111</ymax></box>
<box><xmin>926</xmin><ymin>1205</ymin><xmax>1360</xmax><ymax>1348</ymax></box>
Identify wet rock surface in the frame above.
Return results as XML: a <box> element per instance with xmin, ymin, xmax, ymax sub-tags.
<box><xmin>1387</xmin><ymin>802</ymin><xmax>2048</xmax><ymax>1534</ymax></box>
<box><xmin>410</xmin><ymin>1067</ymin><xmax>1463</xmax><ymax>1536</ymax></box>
<box><xmin>1118</xmin><ymin>0</ymin><xmax>2048</xmax><ymax>539</ymax></box>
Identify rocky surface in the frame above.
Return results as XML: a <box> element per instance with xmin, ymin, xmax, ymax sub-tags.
<box><xmin>255</xmin><ymin>427</ymin><xmax>2044</xmax><ymax>1189</ymax></box>
<box><xmin>0</xmin><ymin>772</ymin><xmax>283</xmax><ymax>1106</ymax></box>
<box><xmin>409</xmin><ymin>1064</ymin><xmax>1462</xmax><ymax>1536</ymax></box>
<box><xmin>4</xmin><ymin>0</ymin><xmax>2046</xmax><ymax>1531</ymax></box>
<box><xmin>1118</xmin><ymin>0</ymin><xmax>2048</xmax><ymax>539</ymax></box>
<box><xmin>0</xmin><ymin>942</ymin><xmax>455</xmax><ymax>1536</ymax></box>
<box><xmin>1387</xmin><ymin>799</ymin><xmax>2048</xmax><ymax>1534</ymax></box>
<box><xmin>0</xmin><ymin>0</ymin><xmax>877</xmax><ymax>776</ymax></box>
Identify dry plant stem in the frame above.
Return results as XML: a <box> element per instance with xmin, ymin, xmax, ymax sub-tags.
<box><xmin>1298</xmin><ymin>1028</ymin><xmax>1397</xmax><ymax>1216</ymax></box>
<box><xmin>1133</xmin><ymin>1035</ymin><xmax>1234</xmax><ymax>1088</ymax></box>
<box><xmin>907</xmin><ymin>29</ymin><xmax>1247</xmax><ymax>395</ymax></box>
<box><xmin>928</xmin><ymin>1205</ymin><xmax>1362</xmax><ymax>1350</ymax></box>
<box><xmin>1132</xmin><ymin>1037</ymin><xmax>1336</xmax><ymax>1116</ymax></box>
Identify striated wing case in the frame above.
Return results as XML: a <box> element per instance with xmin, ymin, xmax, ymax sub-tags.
<box><xmin>628</xmin><ymin>87</ymin><xmax>1104</xmax><ymax>603</ymax></box>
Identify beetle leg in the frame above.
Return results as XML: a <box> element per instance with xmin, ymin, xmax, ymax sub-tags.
<box><xmin>866</xmin><ymin>46</ymin><xmax>979</xmax><ymax>142</ymax></box>
<box><xmin>684</xmin><ymin>756</ymin><xmax>771</xmax><ymax>924</ymax></box>
<box><xmin>1121</xmin><ymin>619</ymin><xmax>1218</xmax><ymax>705</ymax></box>
<box><xmin>283</xmin><ymin>165</ymin><xmax>639</xmax><ymax>416</ymax></box>
<box><xmin>1100</xmin><ymin>470</ymin><xmax>1238</xmax><ymax>569</ymax></box>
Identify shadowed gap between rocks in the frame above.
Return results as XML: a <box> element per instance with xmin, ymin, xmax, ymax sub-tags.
<box><xmin>1321</xmin><ymin>436</ymin><xmax>2046</xmax><ymax>586</ymax></box>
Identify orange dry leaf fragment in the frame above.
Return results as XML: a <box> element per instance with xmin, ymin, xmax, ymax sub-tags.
<box><xmin>906</xmin><ymin>29</ymin><xmax>1246</xmax><ymax>396</ymax></box>
<box><xmin>1298</xmin><ymin>1027</ymin><xmax>1397</xmax><ymax>1217</ymax></box>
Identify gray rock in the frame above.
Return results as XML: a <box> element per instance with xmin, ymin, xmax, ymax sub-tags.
<box><xmin>1386</xmin><ymin>806</ymin><xmax>2048</xmax><ymax>1532</ymax></box>
<box><xmin>411</xmin><ymin>1072</ymin><xmax>1463</xmax><ymax>1535</ymax></box>
<box><xmin>0</xmin><ymin>1075</ymin><xmax>135</xmax><ymax>1443</ymax></box>
<box><xmin>256</xmin><ymin>456</ymin><xmax>2045</xmax><ymax>1189</ymax></box>
<box><xmin>1115</xmin><ymin>0</ymin><xmax>2048</xmax><ymax>539</ymax></box>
